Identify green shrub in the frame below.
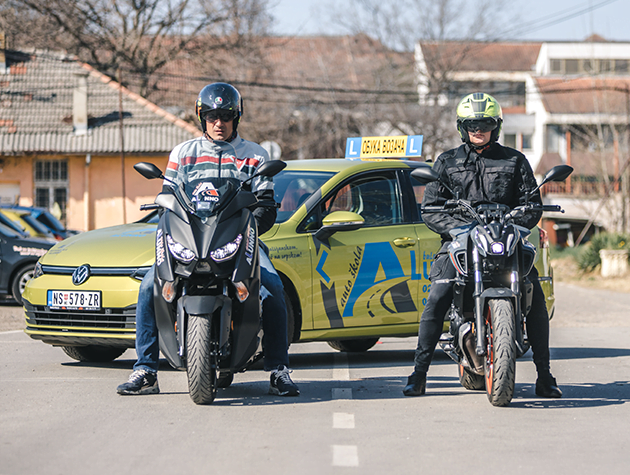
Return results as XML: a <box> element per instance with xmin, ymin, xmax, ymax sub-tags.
<box><xmin>576</xmin><ymin>232</ymin><xmax>630</xmax><ymax>271</ymax></box>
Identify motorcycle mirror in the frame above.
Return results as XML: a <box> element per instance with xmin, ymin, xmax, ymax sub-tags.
<box><xmin>543</xmin><ymin>164</ymin><xmax>573</xmax><ymax>183</ymax></box>
<box><xmin>410</xmin><ymin>165</ymin><xmax>439</xmax><ymax>184</ymax></box>
<box><xmin>134</xmin><ymin>162</ymin><xmax>164</xmax><ymax>180</ymax></box>
<box><xmin>527</xmin><ymin>164</ymin><xmax>574</xmax><ymax>199</ymax></box>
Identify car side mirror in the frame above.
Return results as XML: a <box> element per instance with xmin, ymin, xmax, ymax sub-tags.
<box><xmin>314</xmin><ymin>211</ymin><xmax>365</xmax><ymax>241</ymax></box>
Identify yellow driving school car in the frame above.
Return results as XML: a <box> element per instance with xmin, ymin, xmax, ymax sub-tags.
<box><xmin>23</xmin><ymin>135</ymin><xmax>555</xmax><ymax>361</ymax></box>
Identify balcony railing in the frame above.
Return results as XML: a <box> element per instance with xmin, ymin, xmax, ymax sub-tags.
<box><xmin>543</xmin><ymin>176</ymin><xmax>622</xmax><ymax>196</ymax></box>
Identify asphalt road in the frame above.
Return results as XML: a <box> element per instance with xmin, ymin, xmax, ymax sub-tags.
<box><xmin>1</xmin><ymin>283</ymin><xmax>629</xmax><ymax>475</ymax></box>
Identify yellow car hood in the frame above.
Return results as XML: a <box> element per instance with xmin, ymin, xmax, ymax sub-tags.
<box><xmin>41</xmin><ymin>223</ymin><xmax>156</xmax><ymax>267</ymax></box>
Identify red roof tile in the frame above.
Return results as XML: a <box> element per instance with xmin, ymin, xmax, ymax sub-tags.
<box><xmin>536</xmin><ymin>77</ymin><xmax>630</xmax><ymax>114</ymax></box>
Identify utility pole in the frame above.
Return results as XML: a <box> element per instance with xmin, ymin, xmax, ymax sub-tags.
<box><xmin>117</xmin><ymin>68</ymin><xmax>127</xmax><ymax>224</ymax></box>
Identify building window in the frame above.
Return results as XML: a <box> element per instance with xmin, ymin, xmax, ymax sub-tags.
<box><xmin>565</xmin><ymin>59</ymin><xmax>579</xmax><ymax>74</ymax></box>
<box><xmin>550</xmin><ymin>59</ymin><xmax>562</xmax><ymax>73</ymax></box>
<box><xmin>546</xmin><ymin>125</ymin><xmax>562</xmax><ymax>153</ymax></box>
<box><xmin>522</xmin><ymin>134</ymin><xmax>533</xmax><ymax>150</ymax></box>
<box><xmin>503</xmin><ymin>134</ymin><xmax>517</xmax><ymax>148</ymax></box>
<box><xmin>615</xmin><ymin>59</ymin><xmax>629</xmax><ymax>73</ymax></box>
<box><xmin>34</xmin><ymin>159</ymin><xmax>68</xmax><ymax>224</ymax></box>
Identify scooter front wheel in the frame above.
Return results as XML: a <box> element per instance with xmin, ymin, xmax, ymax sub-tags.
<box><xmin>187</xmin><ymin>315</ymin><xmax>218</xmax><ymax>405</ymax></box>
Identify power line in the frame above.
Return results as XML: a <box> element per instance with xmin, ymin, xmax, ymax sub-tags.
<box><xmin>498</xmin><ymin>0</ymin><xmax>620</xmax><ymax>39</ymax></box>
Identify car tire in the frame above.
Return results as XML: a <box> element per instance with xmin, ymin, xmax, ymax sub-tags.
<box><xmin>11</xmin><ymin>263</ymin><xmax>36</xmax><ymax>305</ymax></box>
<box><xmin>327</xmin><ymin>338</ymin><xmax>380</xmax><ymax>352</ymax></box>
<box><xmin>62</xmin><ymin>346</ymin><xmax>127</xmax><ymax>362</ymax></box>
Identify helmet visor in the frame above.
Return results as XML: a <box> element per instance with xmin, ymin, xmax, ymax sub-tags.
<box><xmin>462</xmin><ymin>117</ymin><xmax>498</xmax><ymax>133</ymax></box>
<box><xmin>203</xmin><ymin>109</ymin><xmax>237</xmax><ymax>123</ymax></box>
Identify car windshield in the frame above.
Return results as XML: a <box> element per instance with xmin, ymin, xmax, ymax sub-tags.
<box><xmin>177</xmin><ymin>176</ymin><xmax>241</xmax><ymax>219</ymax></box>
<box><xmin>274</xmin><ymin>170</ymin><xmax>335</xmax><ymax>223</ymax></box>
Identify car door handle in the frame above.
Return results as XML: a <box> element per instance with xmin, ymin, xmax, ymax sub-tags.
<box><xmin>393</xmin><ymin>237</ymin><xmax>416</xmax><ymax>248</ymax></box>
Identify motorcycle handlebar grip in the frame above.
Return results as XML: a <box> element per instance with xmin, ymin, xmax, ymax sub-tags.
<box><xmin>421</xmin><ymin>206</ymin><xmax>447</xmax><ymax>213</ymax></box>
<box><xmin>540</xmin><ymin>205</ymin><xmax>563</xmax><ymax>212</ymax></box>
<box><xmin>254</xmin><ymin>200</ymin><xmax>280</xmax><ymax>208</ymax></box>
<box><xmin>140</xmin><ymin>203</ymin><xmax>160</xmax><ymax>211</ymax></box>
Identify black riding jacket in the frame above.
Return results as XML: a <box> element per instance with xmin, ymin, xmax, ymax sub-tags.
<box><xmin>422</xmin><ymin>142</ymin><xmax>542</xmax><ymax>242</ymax></box>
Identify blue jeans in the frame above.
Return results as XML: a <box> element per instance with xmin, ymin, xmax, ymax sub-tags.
<box><xmin>134</xmin><ymin>246</ymin><xmax>290</xmax><ymax>373</ymax></box>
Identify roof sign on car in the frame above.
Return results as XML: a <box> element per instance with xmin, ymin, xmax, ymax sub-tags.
<box><xmin>345</xmin><ymin>135</ymin><xmax>423</xmax><ymax>160</ymax></box>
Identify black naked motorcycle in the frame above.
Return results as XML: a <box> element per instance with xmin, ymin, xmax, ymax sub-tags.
<box><xmin>411</xmin><ymin>164</ymin><xmax>573</xmax><ymax>406</ymax></box>
<box><xmin>134</xmin><ymin>157</ymin><xmax>286</xmax><ymax>405</ymax></box>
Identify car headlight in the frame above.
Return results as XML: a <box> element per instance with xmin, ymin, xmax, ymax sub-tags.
<box><xmin>166</xmin><ymin>235</ymin><xmax>195</xmax><ymax>263</ymax></box>
<box><xmin>210</xmin><ymin>234</ymin><xmax>242</xmax><ymax>262</ymax></box>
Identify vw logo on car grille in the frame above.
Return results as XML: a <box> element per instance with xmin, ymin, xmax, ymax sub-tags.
<box><xmin>72</xmin><ymin>264</ymin><xmax>91</xmax><ymax>286</ymax></box>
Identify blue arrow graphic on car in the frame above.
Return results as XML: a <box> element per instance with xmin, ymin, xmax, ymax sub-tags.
<box><xmin>316</xmin><ymin>249</ymin><xmax>330</xmax><ymax>284</ymax></box>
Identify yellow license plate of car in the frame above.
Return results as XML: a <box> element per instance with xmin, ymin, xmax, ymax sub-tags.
<box><xmin>47</xmin><ymin>290</ymin><xmax>102</xmax><ymax>310</ymax></box>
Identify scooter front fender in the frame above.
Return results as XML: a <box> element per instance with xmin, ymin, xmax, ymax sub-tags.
<box><xmin>182</xmin><ymin>295</ymin><xmax>232</xmax><ymax>349</ymax></box>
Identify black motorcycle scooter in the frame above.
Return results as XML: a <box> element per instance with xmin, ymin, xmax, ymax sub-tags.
<box><xmin>134</xmin><ymin>158</ymin><xmax>286</xmax><ymax>405</ymax></box>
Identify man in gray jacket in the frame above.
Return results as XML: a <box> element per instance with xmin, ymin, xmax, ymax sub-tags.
<box><xmin>117</xmin><ymin>83</ymin><xmax>299</xmax><ymax>397</ymax></box>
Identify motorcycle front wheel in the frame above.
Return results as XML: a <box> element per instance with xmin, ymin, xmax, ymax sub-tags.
<box><xmin>186</xmin><ymin>315</ymin><xmax>218</xmax><ymax>405</ymax></box>
<box><xmin>484</xmin><ymin>299</ymin><xmax>516</xmax><ymax>407</ymax></box>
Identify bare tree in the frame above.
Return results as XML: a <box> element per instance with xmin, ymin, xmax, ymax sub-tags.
<box><xmin>1</xmin><ymin>0</ymin><xmax>272</xmax><ymax>96</ymax></box>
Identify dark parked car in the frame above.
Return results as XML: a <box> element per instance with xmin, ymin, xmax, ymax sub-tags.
<box><xmin>1</xmin><ymin>206</ymin><xmax>79</xmax><ymax>240</ymax></box>
<box><xmin>0</xmin><ymin>222</ymin><xmax>55</xmax><ymax>303</ymax></box>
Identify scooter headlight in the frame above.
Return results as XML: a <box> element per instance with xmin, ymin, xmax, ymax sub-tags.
<box><xmin>166</xmin><ymin>235</ymin><xmax>195</xmax><ymax>263</ymax></box>
<box><xmin>211</xmin><ymin>234</ymin><xmax>242</xmax><ymax>262</ymax></box>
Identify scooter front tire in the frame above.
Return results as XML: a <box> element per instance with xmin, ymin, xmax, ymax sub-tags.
<box><xmin>186</xmin><ymin>315</ymin><xmax>218</xmax><ymax>405</ymax></box>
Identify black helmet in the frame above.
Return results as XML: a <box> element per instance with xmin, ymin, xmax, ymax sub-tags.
<box><xmin>456</xmin><ymin>92</ymin><xmax>503</xmax><ymax>147</ymax></box>
<box><xmin>195</xmin><ymin>82</ymin><xmax>243</xmax><ymax>135</ymax></box>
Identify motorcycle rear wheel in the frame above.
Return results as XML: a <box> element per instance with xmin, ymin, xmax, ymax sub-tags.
<box><xmin>187</xmin><ymin>315</ymin><xmax>218</xmax><ymax>405</ymax></box>
<box><xmin>484</xmin><ymin>299</ymin><xmax>516</xmax><ymax>407</ymax></box>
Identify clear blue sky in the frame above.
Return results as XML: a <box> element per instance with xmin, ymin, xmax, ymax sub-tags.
<box><xmin>269</xmin><ymin>0</ymin><xmax>630</xmax><ymax>43</ymax></box>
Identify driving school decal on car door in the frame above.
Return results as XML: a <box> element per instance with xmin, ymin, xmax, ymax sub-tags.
<box><xmin>315</xmin><ymin>240</ymin><xmax>432</xmax><ymax>329</ymax></box>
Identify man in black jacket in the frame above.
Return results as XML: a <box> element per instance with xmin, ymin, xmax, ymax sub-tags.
<box><xmin>403</xmin><ymin>92</ymin><xmax>562</xmax><ymax>398</ymax></box>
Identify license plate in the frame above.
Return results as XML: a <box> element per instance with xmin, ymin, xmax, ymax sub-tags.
<box><xmin>47</xmin><ymin>290</ymin><xmax>102</xmax><ymax>310</ymax></box>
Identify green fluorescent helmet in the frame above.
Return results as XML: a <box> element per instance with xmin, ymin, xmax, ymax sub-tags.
<box><xmin>456</xmin><ymin>92</ymin><xmax>503</xmax><ymax>145</ymax></box>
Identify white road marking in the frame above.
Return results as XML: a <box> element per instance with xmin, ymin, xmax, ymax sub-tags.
<box><xmin>333</xmin><ymin>412</ymin><xmax>355</xmax><ymax>429</ymax></box>
<box><xmin>333</xmin><ymin>352</ymin><xmax>350</xmax><ymax>380</ymax></box>
<box><xmin>332</xmin><ymin>445</ymin><xmax>359</xmax><ymax>467</ymax></box>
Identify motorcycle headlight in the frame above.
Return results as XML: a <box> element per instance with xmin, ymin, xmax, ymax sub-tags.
<box><xmin>166</xmin><ymin>235</ymin><xmax>195</xmax><ymax>263</ymax></box>
<box><xmin>210</xmin><ymin>234</ymin><xmax>242</xmax><ymax>262</ymax></box>
<box><xmin>490</xmin><ymin>242</ymin><xmax>504</xmax><ymax>255</ymax></box>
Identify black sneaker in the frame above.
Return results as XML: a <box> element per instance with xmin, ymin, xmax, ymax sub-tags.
<box><xmin>269</xmin><ymin>365</ymin><xmax>300</xmax><ymax>396</ymax></box>
<box><xmin>117</xmin><ymin>369</ymin><xmax>159</xmax><ymax>395</ymax></box>
<box><xmin>403</xmin><ymin>371</ymin><xmax>427</xmax><ymax>397</ymax></box>
<box><xmin>535</xmin><ymin>373</ymin><xmax>562</xmax><ymax>398</ymax></box>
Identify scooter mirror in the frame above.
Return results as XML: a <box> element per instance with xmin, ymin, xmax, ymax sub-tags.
<box><xmin>134</xmin><ymin>162</ymin><xmax>164</xmax><ymax>180</ymax></box>
<box><xmin>256</xmin><ymin>160</ymin><xmax>287</xmax><ymax>178</ymax></box>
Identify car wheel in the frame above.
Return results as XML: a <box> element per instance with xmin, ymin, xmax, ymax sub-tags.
<box><xmin>62</xmin><ymin>346</ymin><xmax>127</xmax><ymax>362</ymax></box>
<box><xmin>327</xmin><ymin>338</ymin><xmax>380</xmax><ymax>352</ymax></box>
<box><xmin>11</xmin><ymin>263</ymin><xmax>36</xmax><ymax>305</ymax></box>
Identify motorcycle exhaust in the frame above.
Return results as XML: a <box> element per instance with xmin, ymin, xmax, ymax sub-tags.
<box><xmin>459</xmin><ymin>323</ymin><xmax>484</xmax><ymax>374</ymax></box>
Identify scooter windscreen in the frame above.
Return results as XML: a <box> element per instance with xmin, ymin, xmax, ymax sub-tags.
<box><xmin>179</xmin><ymin>177</ymin><xmax>241</xmax><ymax>219</ymax></box>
